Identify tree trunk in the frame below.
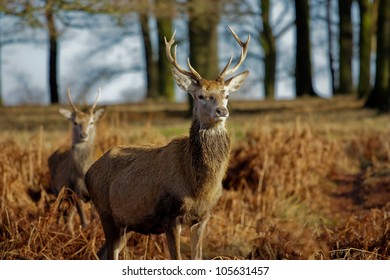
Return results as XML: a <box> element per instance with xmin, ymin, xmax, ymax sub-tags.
<box><xmin>0</xmin><ymin>40</ymin><xmax>2</xmax><ymax>106</ymax></box>
<box><xmin>0</xmin><ymin>11</ymin><xmax>2</xmax><ymax>106</ymax></box>
<box><xmin>357</xmin><ymin>0</ymin><xmax>373</xmax><ymax>99</ymax></box>
<box><xmin>326</xmin><ymin>0</ymin><xmax>336</xmax><ymax>94</ymax></box>
<box><xmin>45</xmin><ymin>0</ymin><xmax>59</xmax><ymax>104</ymax></box>
<box><xmin>139</xmin><ymin>12</ymin><xmax>159</xmax><ymax>100</ymax></box>
<box><xmin>188</xmin><ymin>0</ymin><xmax>219</xmax><ymax>80</ymax></box>
<box><xmin>156</xmin><ymin>0</ymin><xmax>174</xmax><ymax>101</ymax></box>
<box><xmin>365</xmin><ymin>0</ymin><xmax>390</xmax><ymax>112</ymax></box>
<box><xmin>187</xmin><ymin>0</ymin><xmax>220</xmax><ymax>112</ymax></box>
<box><xmin>338</xmin><ymin>0</ymin><xmax>354</xmax><ymax>94</ymax></box>
<box><xmin>260</xmin><ymin>0</ymin><xmax>276</xmax><ymax>99</ymax></box>
<box><xmin>294</xmin><ymin>0</ymin><xmax>317</xmax><ymax>97</ymax></box>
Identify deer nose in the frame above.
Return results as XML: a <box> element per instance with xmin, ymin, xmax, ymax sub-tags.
<box><xmin>216</xmin><ymin>106</ymin><xmax>229</xmax><ymax>118</ymax></box>
<box><xmin>80</xmin><ymin>132</ymin><xmax>88</xmax><ymax>140</ymax></box>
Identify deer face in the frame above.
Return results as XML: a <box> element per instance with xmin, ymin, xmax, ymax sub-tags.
<box><xmin>165</xmin><ymin>26</ymin><xmax>250</xmax><ymax>128</ymax></box>
<box><xmin>60</xmin><ymin>109</ymin><xmax>105</xmax><ymax>144</ymax></box>
<box><xmin>195</xmin><ymin>81</ymin><xmax>230</xmax><ymax>126</ymax></box>
<box><xmin>172</xmin><ymin>68</ymin><xmax>248</xmax><ymax>127</ymax></box>
<box><xmin>60</xmin><ymin>89</ymin><xmax>105</xmax><ymax>146</ymax></box>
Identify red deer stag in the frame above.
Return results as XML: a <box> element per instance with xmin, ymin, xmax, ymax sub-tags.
<box><xmin>86</xmin><ymin>27</ymin><xmax>250</xmax><ymax>259</ymax></box>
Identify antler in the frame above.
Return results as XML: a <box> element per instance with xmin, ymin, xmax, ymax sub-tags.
<box><xmin>164</xmin><ymin>31</ymin><xmax>202</xmax><ymax>81</ymax></box>
<box><xmin>67</xmin><ymin>87</ymin><xmax>81</xmax><ymax>113</ymax></box>
<box><xmin>217</xmin><ymin>26</ymin><xmax>250</xmax><ymax>81</ymax></box>
<box><xmin>91</xmin><ymin>88</ymin><xmax>101</xmax><ymax>112</ymax></box>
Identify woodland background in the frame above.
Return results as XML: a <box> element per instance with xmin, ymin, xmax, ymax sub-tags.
<box><xmin>0</xmin><ymin>0</ymin><xmax>389</xmax><ymax>111</ymax></box>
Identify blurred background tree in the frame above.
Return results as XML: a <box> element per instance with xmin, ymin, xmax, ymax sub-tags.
<box><xmin>259</xmin><ymin>0</ymin><xmax>276</xmax><ymax>99</ymax></box>
<box><xmin>357</xmin><ymin>0</ymin><xmax>375</xmax><ymax>99</ymax></box>
<box><xmin>156</xmin><ymin>0</ymin><xmax>174</xmax><ymax>101</ymax></box>
<box><xmin>365</xmin><ymin>0</ymin><xmax>389</xmax><ymax>112</ymax></box>
<box><xmin>139</xmin><ymin>1</ymin><xmax>159</xmax><ymax>100</ymax></box>
<box><xmin>294</xmin><ymin>0</ymin><xmax>317</xmax><ymax>97</ymax></box>
<box><xmin>0</xmin><ymin>0</ymin><xmax>389</xmax><ymax>112</ymax></box>
<box><xmin>337</xmin><ymin>0</ymin><xmax>353</xmax><ymax>95</ymax></box>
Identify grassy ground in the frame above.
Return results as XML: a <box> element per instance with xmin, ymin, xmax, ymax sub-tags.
<box><xmin>0</xmin><ymin>96</ymin><xmax>389</xmax><ymax>259</ymax></box>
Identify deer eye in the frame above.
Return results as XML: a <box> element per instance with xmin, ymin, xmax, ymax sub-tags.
<box><xmin>209</xmin><ymin>95</ymin><xmax>215</xmax><ymax>100</ymax></box>
<box><xmin>226</xmin><ymin>94</ymin><xmax>230</xmax><ymax>100</ymax></box>
<box><xmin>198</xmin><ymin>95</ymin><xmax>205</xmax><ymax>100</ymax></box>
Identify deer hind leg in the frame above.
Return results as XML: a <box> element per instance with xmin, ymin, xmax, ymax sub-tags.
<box><xmin>100</xmin><ymin>214</ymin><xmax>127</xmax><ymax>260</ymax></box>
<box><xmin>190</xmin><ymin>216</ymin><xmax>210</xmax><ymax>260</ymax></box>
<box><xmin>97</xmin><ymin>235</ymin><xmax>130</xmax><ymax>260</ymax></box>
<box><xmin>97</xmin><ymin>242</ymin><xmax>108</xmax><ymax>260</ymax></box>
<box><xmin>97</xmin><ymin>234</ymin><xmax>129</xmax><ymax>260</ymax></box>
<box><xmin>165</xmin><ymin>223</ymin><xmax>182</xmax><ymax>260</ymax></box>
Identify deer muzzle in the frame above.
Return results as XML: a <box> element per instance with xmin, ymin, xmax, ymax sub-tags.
<box><xmin>214</xmin><ymin>106</ymin><xmax>229</xmax><ymax>121</ymax></box>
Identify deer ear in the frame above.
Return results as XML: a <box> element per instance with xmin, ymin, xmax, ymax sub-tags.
<box><xmin>172</xmin><ymin>68</ymin><xmax>198</xmax><ymax>93</ymax></box>
<box><xmin>224</xmin><ymin>70</ymin><xmax>249</xmax><ymax>94</ymax></box>
<box><xmin>59</xmin><ymin>108</ymin><xmax>73</xmax><ymax>120</ymax></box>
<box><xmin>93</xmin><ymin>108</ymin><xmax>105</xmax><ymax>122</ymax></box>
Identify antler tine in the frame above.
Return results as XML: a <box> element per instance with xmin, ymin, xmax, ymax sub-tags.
<box><xmin>164</xmin><ymin>31</ymin><xmax>202</xmax><ymax>81</ymax></box>
<box><xmin>218</xmin><ymin>26</ymin><xmax>251</xmax><ymax>80</ymax></box>
<box><xmin>186</xmin><ymin>58</ymin><xmax>202</xmax><ymax>80</ymax></box>
<box><xmin>91</xmin><ymin>88</ymin><xmax>101</xmax><ymax>112</ymax></box>
<box><xmin>216</xmin><ymin>56</ymin><xmax>233</xmax><ymax>81</ymax></box>
<box><xmin>67</xmin><ymin>87</ymin><xmax>80</xmax><ymax>113</ymax></box>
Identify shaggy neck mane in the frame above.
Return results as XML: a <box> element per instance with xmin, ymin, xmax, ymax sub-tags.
<box><xmin>187</xmin><ymin>117</ymin><xmax>231</xmax><ymax>188</ymax></box>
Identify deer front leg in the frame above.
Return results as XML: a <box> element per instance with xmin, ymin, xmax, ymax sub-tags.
<box><xmin>190</xmin><ymin>216</ymin><xmax>210</xmax><ymax>260</ymax></box>
<box><xmin>73</xmin><ymin>179</ymin><xmax>88</xmax><ymax>228</ymax></box>
<box><xmin>165</xmin><ymin>223</ymin><xmax>182</xmax><ymax>260</ymax></box>
<box><xmin>75</xmin><ymin>198</ymin><xmax>87</xmax><ymax>228</ymax></box>
<box><xmin>63</xmin><ymin>204</ymin><xmax>76</xmax><ymax>236</ymax></box>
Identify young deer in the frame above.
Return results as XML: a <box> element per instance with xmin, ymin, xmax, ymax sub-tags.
<box><xmin>85</xmin><ymin>26</ymin><xmax>250</xmax><ymax>260</ymax></box>
<box><xmin>48</xmin><ymin>89</ymin><xmax>105</xmax><ymax>235</ymax></box>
